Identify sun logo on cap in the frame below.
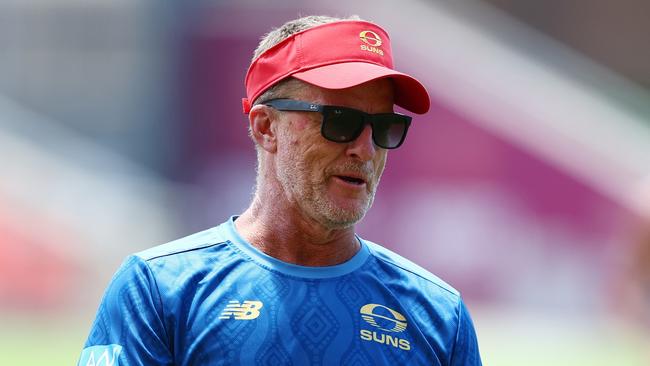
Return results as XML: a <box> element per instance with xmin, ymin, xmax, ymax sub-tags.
<box><xmin>359</xmin><ymin>30</ymin><xmax>382</xmax><ymax>47</ymax></box>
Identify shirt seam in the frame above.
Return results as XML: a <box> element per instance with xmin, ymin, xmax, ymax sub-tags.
<box><xmin>370</xmin><ymin>254</ymin><xmax>459</xmax><ymax>297</ymax></box>
<box><xmin>141</xmin><ymin>241</ymin><xmax>226</xmax><ymax>262</ymax></box>
<box><xmin>449</xmin><ymin>296</ymin><xmax>463</xmax><ymax>365</ymax></box>
<box><xmin>137</xmin><ymin>256</ymin><xmax>174</xmax><ymax>360</ymax></box>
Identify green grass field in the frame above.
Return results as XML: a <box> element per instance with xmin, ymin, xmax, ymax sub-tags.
<box><xmin>473</xmin><ymin>309</ymin><xmax>650</xmax><ymax>366</ymax></box>
<box><xmin>0</xmin><ymin>315</ymin><xmax>87</xmax><ymax>366</ymax></box>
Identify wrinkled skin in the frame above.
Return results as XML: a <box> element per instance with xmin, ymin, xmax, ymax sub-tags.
<box><xmin>274</xmin><ymin>80</ymin><xmax>391</xmax><ymax>229</ymax></box>
<box><xmin>236</xmin><ymin>79</ymin><xmax>394</xmax><ymax>266</ymax></box>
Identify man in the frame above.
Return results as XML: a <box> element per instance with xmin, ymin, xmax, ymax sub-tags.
<box><xmin>79</xmin><ymin>15</ymin><xmax>482</xmax><ymax>366</ymax></box>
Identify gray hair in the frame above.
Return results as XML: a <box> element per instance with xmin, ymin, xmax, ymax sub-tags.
<box><xmin>251</xmin><ymin>15</ymin><xmax>363</xmax><ymax>106</ymax></box>
<box><xmin>252</xmin><ymin>15</ymin><xmax>362</xmax><ymax>62</ymax></box>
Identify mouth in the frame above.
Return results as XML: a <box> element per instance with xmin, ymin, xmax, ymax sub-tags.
<box><xmin>334</xmin><ymin>175</ymin><xmax>367</xmax><ymax>186</ymax></box>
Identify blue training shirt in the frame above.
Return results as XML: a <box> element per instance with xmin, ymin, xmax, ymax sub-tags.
<box><xmin>79</xmin><ymin>216</ymin><xmax>481</xmax><ymax>365</ymax></box>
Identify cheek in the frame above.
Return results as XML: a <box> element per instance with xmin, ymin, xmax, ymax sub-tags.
<box><xmin>277</xmin><ymin>119</ymin><xmax>307</xmax><ymax>152</ymax></box>
<box><xmin>299</xmin><ymin>137</ymin><xmax>344</xmax><ymax>181</ymax></box>
<box><xmin>285</xmin><ymin>119</ymin><xmax>319</xmax><ymax>148</ymax></box>
<box><xmin>374</xmin><ymin>152</ymin><xmax>388</xmax><ymax>178</ymax></box>
<box><xmin>290</xmin><ymin>118</ymin><xmax>312</xmax><ymax>136</ymax></box>
<box><xmin>300</xmin><ymin>140</ymin><xmax>331</xmax><ymax>173</ymax></box>
<box><xmin>279</xmin><ymin>120</ymin><xmax>327</xmax><ymax>169</ymax></box>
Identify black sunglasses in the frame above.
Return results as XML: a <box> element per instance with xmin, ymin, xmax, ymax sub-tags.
<box><xmin>263</xmin><ymin>99</ymin><xmax>412</xmax><ymax>149</ymax></box>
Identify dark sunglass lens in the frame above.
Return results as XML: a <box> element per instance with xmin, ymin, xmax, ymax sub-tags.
<box><xmin>372</xmin><ymin>115</ymin><xmax>409</xmax><ymax>148</ymax></box>
<box><xmin>321</xmin><ymin>108</ymin><xmax>365</xmax><ymax>143</ymax></box>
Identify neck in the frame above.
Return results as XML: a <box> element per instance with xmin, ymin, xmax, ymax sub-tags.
<box><xmin>235</xmin><ymin>191</ymin><xmax>360</xmax><ymax>267</ymax></box>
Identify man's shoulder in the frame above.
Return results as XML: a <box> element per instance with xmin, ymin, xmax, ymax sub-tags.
<box><xmin>363</xmin><ymin>239</ymin><xmax>460</xmax><ymax>298</ymax></box>
<box><xmin>134</xmin><ymin>225</ymin><xmax>228</xmax><ymax>262</ymax></box>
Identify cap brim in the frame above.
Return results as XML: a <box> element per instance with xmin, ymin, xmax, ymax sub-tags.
<box><xmin>292</xmin><ymin>62</ymin><xmax>430</xmax><ymax>114</ymax></box>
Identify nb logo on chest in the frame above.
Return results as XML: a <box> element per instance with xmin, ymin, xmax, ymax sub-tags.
<box><xmin>219</xmin><ymin>300</ymin><xmax>264</xmax><ymax>320</ymax></box>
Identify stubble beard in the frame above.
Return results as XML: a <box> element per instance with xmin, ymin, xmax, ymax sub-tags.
<box><xmin>277</xmin><ymin>157</ymin><xmax>378</xmax><ymax>230</ymax></box>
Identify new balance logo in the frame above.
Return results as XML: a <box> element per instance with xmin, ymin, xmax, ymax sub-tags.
<box><xmin>218</xmin><ymin>300</ymin><xmax>264</xmax><ymax>320</ymax></box>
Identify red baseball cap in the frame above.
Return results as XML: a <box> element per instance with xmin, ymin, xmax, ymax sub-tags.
<box><xmin>242</xmin><ymin>20</ymin><xmax>430</xmax><ymax>115</ymax></box>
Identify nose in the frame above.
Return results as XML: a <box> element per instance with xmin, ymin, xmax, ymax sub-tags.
<box><xmin>345</xmin><ymin>124</ymin><xmax>377</xmax><ymax>161</ymax></box>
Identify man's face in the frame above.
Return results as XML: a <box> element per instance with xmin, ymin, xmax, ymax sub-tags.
<box><xmin>273</xmin><ymin>79</ymin><xmax>393</xmax><ymax>229</ymax></box>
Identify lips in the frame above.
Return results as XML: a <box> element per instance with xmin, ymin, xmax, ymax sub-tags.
<box><xmin>332</xmin><ymin>169</ymin><xmax>371</xmax><ymax>186</ymax></box>
<box><xmin>328</xmin><ymin>163</ymin><xmax>373</xmax><ymax>188</ymax></box>
<box><xmin>336</xmin><ymin>175</ymin><xmax>366</xmax><ymax>185</ymax></box>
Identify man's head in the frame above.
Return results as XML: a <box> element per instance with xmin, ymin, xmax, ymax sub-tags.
<box><xmin>243</xmin><ymin>15</ymin><xmax>430</xmax><ymax>229</ymax></box>
<box><xmin>242</xmin><ymin>15</ymin><xmax>429</xmax><ymax>113</ymax></box>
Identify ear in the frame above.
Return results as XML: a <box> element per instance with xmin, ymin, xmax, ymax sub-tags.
<box><xmin>249</xmin><ymin>105</ymin><xmax>278</xmax><ymax>153</ymax></box>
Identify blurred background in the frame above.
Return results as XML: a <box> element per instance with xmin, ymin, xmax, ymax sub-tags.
<box><xmin>1</xmin><ymin>0</ymin><xmax>649</xmax><ymax>364</ymax></box>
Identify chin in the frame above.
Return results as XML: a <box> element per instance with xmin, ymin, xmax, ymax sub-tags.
<box><xmin>333</xmin><ymin>210</ymin><xmax>366</xmax><ymax>227</ymax></box>
<box><xmin>315</xmin><ymin>199</ymin><xmax>371</xmax><ymax>229</ymax></box>
<box><xmin>304</xmin><ymin>185</ymin><xmax>376</xmax><ymax>229</ymax></box>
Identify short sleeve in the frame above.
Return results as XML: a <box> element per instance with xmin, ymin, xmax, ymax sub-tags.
<box><xmin>78</xmin><ymin>255</ymin><xmax>173</xmax><ymax>366</ymax></box>
<box><xmin>450</xmin><ymin>299</ymin><xmax>482</xmax><ymax>366</ymax></box>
